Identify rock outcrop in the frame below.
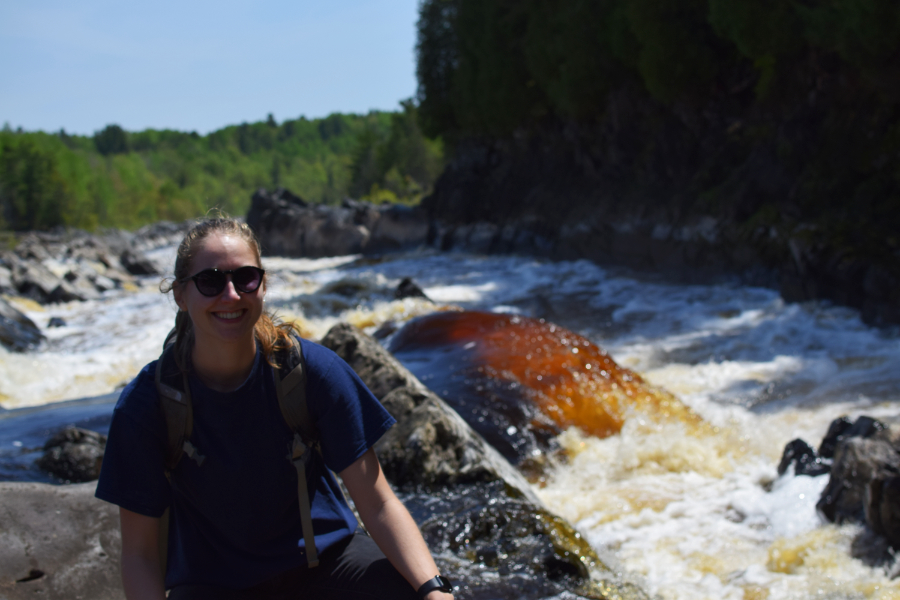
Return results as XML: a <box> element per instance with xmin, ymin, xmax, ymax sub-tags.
<box><xmin>245</xmin><ymin>188</ymin><xmax>429</xmax><ymax>257</ymax></box>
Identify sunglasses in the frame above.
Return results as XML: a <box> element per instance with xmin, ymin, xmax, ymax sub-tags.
<box><xmin>185</xmin><ymin>266</ymin><xmax>266</xmax><ymax>297</ymax></box>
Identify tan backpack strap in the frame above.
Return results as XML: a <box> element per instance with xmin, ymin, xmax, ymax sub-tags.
<box><xmin>274</xmin><ymin>337</ymin><xmax>321</xmax><ymax>568</ymax></box>
<box><xmin>288</xmin><ymin>433</ymin><xmax>319</xmax><ymax>567</ymax></box>
<box><xmin>156</xmin><ymin>344</ymin><xmax>203</xmax><ymax>471</ymax></box>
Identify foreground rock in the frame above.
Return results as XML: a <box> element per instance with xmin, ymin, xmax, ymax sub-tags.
<box><xmin>321</xmin><ymin>323</ymin><xmax>648</xmax><ymax>599</ymax></box>
<box><xmin>246</xmin><ymin>188</ymin><xmax>429</xmax><ymax>257</ymax></box>
<box><xmin>0</xmin><ymin>481</ymin><xmax>122</xmax><ymax>600</ymax></box>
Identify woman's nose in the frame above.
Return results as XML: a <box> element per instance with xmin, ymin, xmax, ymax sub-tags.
<box><xmin>220</xmin><ymin>276</ymin><xmax>242</xmax><ymax>300</ymax></box>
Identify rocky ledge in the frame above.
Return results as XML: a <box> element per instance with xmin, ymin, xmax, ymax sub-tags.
<box><xmin>1</xmin><ymin>323</ymin><xmax>649</xmax><ymax>600</ymax></box>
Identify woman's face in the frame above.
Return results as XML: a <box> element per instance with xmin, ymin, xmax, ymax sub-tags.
<box><xmin>173</xmin><ymin>232</ymin><xmax>264</xmax><ymax>350</ymax></box>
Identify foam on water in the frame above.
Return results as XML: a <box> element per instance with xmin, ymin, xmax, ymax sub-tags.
<box><xmin>4</xmin><ymin>249</ymin><xmax>900</xmax><ymax>597</ymax></box>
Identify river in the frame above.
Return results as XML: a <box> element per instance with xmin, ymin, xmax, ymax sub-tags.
<box><xmin>1</xmin><ymin>244</ymin><xmax>898</xmax><ymax>599</ymax></box>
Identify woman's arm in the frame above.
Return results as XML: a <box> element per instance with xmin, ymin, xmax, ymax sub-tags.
<box><xmin>119</xmin><ymin>508</ymin><xmax>167</xmax><ymax>600</ymax></box>
<box><xmin>340</xmin><ymin>449</ymin><xmax>454</xmax><ymax>600</ymax></box>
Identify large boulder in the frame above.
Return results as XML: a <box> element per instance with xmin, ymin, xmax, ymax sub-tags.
<box><xmin>0</xmin><ymin>481</ymin><xmax>123</xmax><ymax>600</ymax></box>
<box><xmin>320</xmin><ymin>322</ymin><xmax>648</xmax><ymax>599</ymax></box>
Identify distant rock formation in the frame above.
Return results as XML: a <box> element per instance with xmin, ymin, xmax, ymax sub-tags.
<box><xmin>245</xmin><ymin>188</ymin><xmax>429</xmax><ymax>257</ymax></box>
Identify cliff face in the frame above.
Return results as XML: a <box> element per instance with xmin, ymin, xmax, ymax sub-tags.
<box><xmin>422</xmin><ymin>68</ymin><xmax>900</xmax><ymax>326</ymax></box>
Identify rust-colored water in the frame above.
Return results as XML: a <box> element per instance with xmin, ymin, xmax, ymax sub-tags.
<box><xmin>390</xmin><ymin>311</ymin><xmax>699</xmax><ymax>445</ymax></box>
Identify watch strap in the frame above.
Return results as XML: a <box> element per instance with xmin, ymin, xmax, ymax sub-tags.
<box><xmin>417</xmin><ymin>575</ymin><xmax>452</xmax><ymax>597</ymax></box>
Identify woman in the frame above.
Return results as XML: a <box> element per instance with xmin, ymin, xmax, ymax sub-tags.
<box><xmin>96</xmin><ymin>218</ymin><xmax>454</xmax><ymax>600</ymax></box>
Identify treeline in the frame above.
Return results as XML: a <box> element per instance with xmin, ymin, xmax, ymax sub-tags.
<box><xmin>0</xmin><ymin>105</ymin><xmax>443</xmax><ymax>232</ymax></box>
<box><xmin>417</xmin><ymin>0</ymin><xmax>900</xmax><ymax>136</ymax></box>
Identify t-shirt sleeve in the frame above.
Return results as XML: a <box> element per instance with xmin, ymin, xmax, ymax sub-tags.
<box><xmin>303</xmin><ymin>340</ymin><xmax>396</xmax><ymax>474</ymax></box>
<box><xmin>95</xmin><ymin>362</ymin><xmax>171</xmax><ymax>518</ymax></box>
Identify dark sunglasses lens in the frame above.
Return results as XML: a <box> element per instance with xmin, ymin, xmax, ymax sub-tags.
<box><xmin>194</xmin><ymin>271</ymin><xmax>227</xmax><ymax>296</ymax></box>
<box><xmin>232</xmin><ymin>267</ymin><xmax>263</xmax><ymax>293</ymax></box>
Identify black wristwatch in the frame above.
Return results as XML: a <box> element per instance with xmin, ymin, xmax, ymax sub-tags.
<box><xmin>417</xmin><ymin>575</ymin><xmax>453</xmax><ymax>597</ymax></box>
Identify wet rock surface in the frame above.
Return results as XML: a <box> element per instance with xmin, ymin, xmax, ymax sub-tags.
<box><xmin>321</xmin><ymin>322</ymin><xmax>649</xmax><ymax>599</ymax></box>
<box><xmin>37</xmin><ymin>426</ymin><xmax>107</xmax><ymax>483</ymax></box>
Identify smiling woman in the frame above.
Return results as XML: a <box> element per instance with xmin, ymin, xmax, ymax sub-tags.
<box><xmin>94</xmin><ymin>216</ymin><xmax>454</xmax><ymax>600</ymax></box>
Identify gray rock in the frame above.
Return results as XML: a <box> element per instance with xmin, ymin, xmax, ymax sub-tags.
<box><xmin>818</xmin><ymin>435</ymin><xmax>900</xmax><ymax>525</ymax></box>
<box><xmin>120</xmin><ymin>249</ymin><xmax>159</xmax><ymax>276</ymax></box>
<box><xmin>246</xmin><ymin>188</ymin><xmax>429</xmax><ymax>257</ymax></box>
<box><xmin>0</xmin><ymin>296</ymin><xmax>44</xmax><ymax>352</ymax></box>
<box><xmin>0</xmin><ymin>481</ymin><xmax>123</xmax><ymax>600</ymax></box>
<box><xmin>37</xmin><ymin>427</ymin><xmax>107</xmax><ymax>483</ymax></box>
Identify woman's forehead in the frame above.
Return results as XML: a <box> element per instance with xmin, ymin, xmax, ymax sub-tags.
<box><xmin>191</xmin><ymin>233</ymin><xmax>258</xmax><ymax>269</ymax></box>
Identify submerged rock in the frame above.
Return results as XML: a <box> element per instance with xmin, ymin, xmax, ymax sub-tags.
<box><xmin>37</xmin><ymin>427</ymin><xmax>107</xmax><ymax>483</ymax></box>
<box><xmin>321</xmin><ymin>322</ymin><xmax>649</xmax><ymax>599</ymax></box>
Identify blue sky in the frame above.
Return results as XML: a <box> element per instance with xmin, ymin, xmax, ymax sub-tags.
<box><xmin>0</xmin><ymin>0</ymin><xmax>420</xmax><ymax>135</ymax></box>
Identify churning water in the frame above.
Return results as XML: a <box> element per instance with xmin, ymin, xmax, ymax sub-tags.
<box><xmin>2</xmin><ymin>246</ymin><xmax>900</xmax><ymax>599</ymax></box>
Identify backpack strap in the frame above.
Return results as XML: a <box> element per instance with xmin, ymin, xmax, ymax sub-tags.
<box><xmin>155</xmin><ymin>343</ymin><xmax>205</xmax><ymax>472</ymax></box>
<box><xmin>273</xmin><ymin>337</ymin><xmax>321</xmax><ymax>568</ymax></box>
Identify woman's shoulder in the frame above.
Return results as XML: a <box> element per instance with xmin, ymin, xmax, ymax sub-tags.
<box><xmin>112</xmin><ymin>359</ymin><xmax>162</xmax><ymax>420</ymax></box>
<box><xmin>296</xmin><ymin>337</ymin><xmax>340</xmax><ymax>374</ymax></box>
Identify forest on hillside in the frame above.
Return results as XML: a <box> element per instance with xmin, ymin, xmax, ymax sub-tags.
<box><xmin>416</xmin><ymin>0</ymin><xmax>900</xmax><ymax>252</ymax></box>
<box><xmin>0</xmin><ymin>103</ymin><xmax>443</xmax><ymax>232</ymax></box>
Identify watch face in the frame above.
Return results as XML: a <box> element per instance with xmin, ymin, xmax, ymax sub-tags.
<box><xmin>437</xmin><ymin>575</ymin><xmax>452</xmax><ymax>592</ymax></box>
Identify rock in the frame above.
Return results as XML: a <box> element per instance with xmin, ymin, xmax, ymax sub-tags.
<box><xmin>37</xmin><ymin>427</ymin><xmax>107</xmax><ymax>483</ymax></box>
<box><xmin>246</xmin><ymin>187</ymin><xmax>429</xmax><ymax>258</ymax></box>
<box><xmin>0</xmin><ymin>481</ymin><xmax>123</xmax><ymax>600</ymax></box>
<box><xmin>119</xmin><ymin>249</ymin><xmax>158</xmax><ymax>276</ymax></box>
<box><xmin>819</xmin><ymin>415</ymin><xmax>884</xmax><ymax>459</ymax></box>
<box><xmin>777</xmin><ymin>438</ymin><xmax>830</xmax><ymax>477</ymax></box>
<box><xmin>12</xmin><ymin>259</ymin><xmax>83</xmax><ymax>303</ymax></box>
<box><xmin>321</xmin><ymin>323</ymin><xmax>422</xmax><ymax>400</ymax></box>
<box><xmin>817</xmin><ymin>421</ymin><xmax>899</xmax><ymax>525</ymax></box>
<box><xmin>47</xmin><ymin>317</ymin><xmax>66</xmax><ymax>328</ymax></box>
<box><xmin>866</xmin><ymin>475</ymin><xmax>900</xmax><ymax>549</ymax></box>
<box><xmin>320</xmin><ymin>322</ymin><xmax>649</xmax><ymax>599</ymax></box>
<box><xmin>394</xmin><ymin>277</ymin><xmax>429</xmax><ymax>300</ymax></box>
<box><xmin>0</xmin><ymin>296</ymin><xmax>44</xmax><ymax>352</ymax></box>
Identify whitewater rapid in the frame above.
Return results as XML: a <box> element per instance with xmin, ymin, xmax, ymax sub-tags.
<box><xmin>2</xmin><ymin>247</ymin><xmax>899</xmax><ymax>598</ymax></box>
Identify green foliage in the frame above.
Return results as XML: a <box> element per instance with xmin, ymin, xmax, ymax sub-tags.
<box><xmin>351</xmin><ymin>101</ymin><xmax>444</xmax><ymax>203</ymax></box>
<box><xmin>94</xmin><ymin>124</ymin><xmax>130</xmax><ymax>155</ymax></box>
<box><xmin>416</xmin><ymin>0</ymin><xmax>900</xmax><ymax>133</ymax></box>
<box><xmin>0</xmin><ymin>110</ymin><xmax>443</xmax><ymax>232</ymax></box>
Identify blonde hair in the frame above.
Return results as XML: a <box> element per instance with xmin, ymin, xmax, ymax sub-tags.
<box><xmin>160</xmin><ymin>217</ymin><xmax>298</xmax><ymax>370</ymax></box>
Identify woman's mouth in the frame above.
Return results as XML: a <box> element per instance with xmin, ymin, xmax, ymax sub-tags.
<box><xmin>214</xmin><ymin>310</ymin><xmax>244</xmax><ymax>320</ymax></box>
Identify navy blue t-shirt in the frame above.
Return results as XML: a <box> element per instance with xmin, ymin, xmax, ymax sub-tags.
<box><xmin>95</xmin><ymin>338</ymin><xmax>395</xmax><ymax>590</ymax></box>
